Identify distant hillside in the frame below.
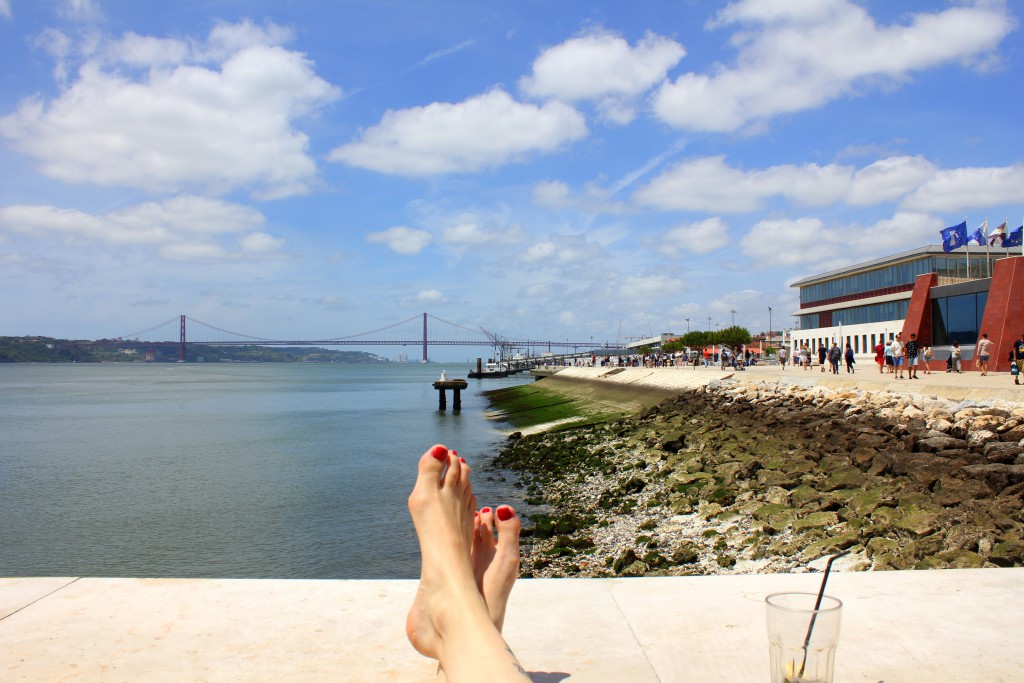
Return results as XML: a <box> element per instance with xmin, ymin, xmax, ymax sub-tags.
<box><xmin>0</xmin><ymin>337</ymin><xmax>389</xmax><ymax>363</ymax></box>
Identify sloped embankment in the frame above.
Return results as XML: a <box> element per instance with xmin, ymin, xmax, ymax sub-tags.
<box><xmin>483</xmin><ymin>368</ymin><xmax>708</xmax><ymax>433</ymax></box>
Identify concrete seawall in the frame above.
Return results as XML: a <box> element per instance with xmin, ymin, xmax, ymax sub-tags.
<box><xmin>534</xmin><ymin>363</ymin><xmax>1024</xmax><ymax>406</ymax></box>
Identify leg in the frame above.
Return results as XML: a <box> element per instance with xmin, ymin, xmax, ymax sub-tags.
<box><xmin>406</xmin><ymin>445</ymin><xmax>530</xmax><ymax>682</ymax></box>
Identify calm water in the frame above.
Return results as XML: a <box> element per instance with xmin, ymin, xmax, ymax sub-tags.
<box><xmin>0</xmin><ymin>362</ymin><xmax>530</xmax><ymax>579</ymax></box>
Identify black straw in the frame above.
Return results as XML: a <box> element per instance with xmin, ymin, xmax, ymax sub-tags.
<box><xmin>798</xmin><ymin>549</ymin><xmax>850</xmax><ymax>678</ymax></box>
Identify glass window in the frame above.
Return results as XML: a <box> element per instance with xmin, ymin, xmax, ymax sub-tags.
<box><xmin>932</xmin><ymin>292</ymin><xmax>985</xmax><ymax>345</ymax></box>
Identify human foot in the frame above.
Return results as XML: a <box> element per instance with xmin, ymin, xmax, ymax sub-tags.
<box><xmin>406</xmin><ymin>444</ymin><xmax>482</xmax><ymax>661</ymax></box>
<box><xmin>472</xmin><ymin>505</ymin><xmax>522</xmax><ymax>631</ymax></box>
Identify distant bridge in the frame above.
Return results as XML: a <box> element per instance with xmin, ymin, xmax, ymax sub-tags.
<box><xmin>96</xmin><ymin>313</ymin><xmax>616</xmax><ymax>362</ymax></box>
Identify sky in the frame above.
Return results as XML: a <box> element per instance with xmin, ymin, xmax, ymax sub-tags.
<box><xmin>1</xmin><ymin>0</ymin><xmax>1022</xmax><ymax>356</ymax></box>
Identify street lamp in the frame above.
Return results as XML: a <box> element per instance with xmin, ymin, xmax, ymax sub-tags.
<box><xmin>730</xmin><ymin>309</ymin><xmax>736</xmax><ymax>326</ymax></box>
<box><xmin>707</xmin><ymin>316</ymin><xmax>712</xmax><ymax>331</ymax></box>
<box><xmin>685</xmin><ymin>318</ymin><xmax>690</xmax><ymax>333</ymax></box>
<box><xmin>768</xmin><ymin>307</ymin><xmax>772</xmax><ymax>342</ymax></box>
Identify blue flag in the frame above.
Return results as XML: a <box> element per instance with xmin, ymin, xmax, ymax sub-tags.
<box><xmin>1004</xmin><ymin>225</ymin><xmax>1024</xmax><ymax>248</ymax></box>
<box><xmin>940</xmin><ymin>221</ymin><xmax>967</xmax><ymax>252</ymax></box>
<box><xmin>968</xmin><ymin>226</ymin><xmax>986</xmax><ymax>246</ymax></box>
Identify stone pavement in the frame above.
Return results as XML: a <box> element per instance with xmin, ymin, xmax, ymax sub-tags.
<box><xmin>543</xmin><ymin>361</ymin><xmax>1024</xmax><ymax>404</ymax></box>
<box><xmin>2</xmin><ymin>569</ymin><xmax>1021</xmax><ymax>681</ymax></box>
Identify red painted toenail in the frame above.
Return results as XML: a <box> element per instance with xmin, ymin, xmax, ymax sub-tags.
<box><xmin>480</xmin><ymin>507</ymin><xmax>491</xmax><ymax>514</ymax></box>
<box><xmin>459</xmin><ymin>457</ymin><xmax>466</xmax><ymax>463</ymax></box>
<box><xmin>496</xmin><ymin>506</ymin><xmax>514</xmax><ymax>521</ymax></box>
<box><xmin>451</xmin><ymin>450</ymin><xmax>458</xmax><ymax>457</ymax></box>
<box><xmin>430</xmin><ymin>445</ymin><xmax>448</xmax><ymax>461</ymax></box>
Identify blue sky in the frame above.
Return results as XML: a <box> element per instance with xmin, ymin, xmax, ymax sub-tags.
<box><xmin>1</xmin><ymin>0</ymin><xmax>1022</xmax><ymax>355</ymax></box>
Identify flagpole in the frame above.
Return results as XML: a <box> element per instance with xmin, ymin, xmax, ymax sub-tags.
<box><xmin>983</xmin><ymin>218</ymin><xmax>990</xmax><ymax>278</ymax></box>
<box><xmin>965</xmin><ymin>216</ymin><xmax>970</xmax><ymax>279</ymax></box>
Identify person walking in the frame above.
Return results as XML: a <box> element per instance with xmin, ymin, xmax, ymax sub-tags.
<box><xmin>1013</xmin><ymin>333</ymin><xmax>1024</xmax><ymax>385</ymax></box>
<box><xmin>977</xmin><ymin>332</ymin><xmax>993</xmax><ymax>375</ymax></box>
<box><xmin>818</xmin><ymin>342</ymin><xmax>827</xmax><ymax>372</ymax></box>
<box><xmin>950</xmin><ymin>341</ymin><xmax>962</xmax><ymax>373</ymax></box>
<box><xmin>884</xmin><ymin>338</ymin><xmax>894</xmax><ymax>374</ymax></box>
<box><xmin>891</xmin><ymin>334</ymin><xmax>905</xmax><ymax>379</ymax></box>
<box><xmin>778</xmin><ymin>345</ymin><xmax>788</xmax><ymax>370</ymax></box>
<box><xmin>844</xmin><ymin>343</ymin><xmax>855</xmax><ymax>373</ymax></box>
<box><xmin>922</xmin><ymin>344</ymin><xmax>933</xmax><ymax>374</ymax></box>
<box><xmin>828</xmin><ymin>342</ymin><xmax>841</xmax><ymax>374</ymax></box>
<box><xmin>874</xmin><ymin>340</ymin><xmax>885</xmax><ymax>373</ymax></box>
<box><xmin>905</xmin><ymin>333</ymin><xmax>920</xmax><ymax>379</ymax></box>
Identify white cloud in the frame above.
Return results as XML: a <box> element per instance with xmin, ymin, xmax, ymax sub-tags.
<box><xmin>654</xmin><ymin>0</ymin><xmax>1014</xmax><ymax>132</ymax></box>
<box><xmin>105</xmin><ymin>33</ymin><xmax>190</xmax><ymax>67</ymax></box>
<box><xmin>240</xmin><ymin>232</ymin><xmax>285</xmax><ymax>253</ymax></box>
<box><xmin>365</xmin><ymin>225</ymin><xmax>432</xmax><ymax>255</ymax></box>
<box><xmin>618</xmin><ymin>273</ymin><xmax>687</xmax><ymax>301</ymax></box>
<box><xmin>0</xmin><ymin>0</ymin><xmax>11</xmax><ymax>20</ymax></box>
<box><xmin>0</xmin><ymin>195</ymin><xmax>280</xmax><ymax>261</ymax></box>
<box><xmin>520</xmin><ymin>234</ymin><xmax>603</xmax><ymax>265</ymax></box>
<box><xmin>740</xmin><ymin>217</ymin><xmax>838</xmax><ymax>268</ymax></box>
<box><xmin>634</xmin><ymin>156</ymin><xmax>852</xmax><ymax>213</ymax></box>
<box><xmin>532</xmin><ymin>180</ymin><xmax>571</xmax><ymax>208</ymax></box>
<box><xmin>0</xmin><ymin>21</ymin><xmax>340</xmax><ymax>198</ymax></box>
<box><xmin>847</xmin><ymin>156</ymin><xmax>937</xmax><ymax>205</ymax></box>
<box><xmin>416</xmin><ymin>289</ymin><xmax>445</xmax><ymax>303</ymax></box>
<box><xmin>440</xmin><ymin>221</ymin><xmax>526</xmax><ymax>245</ymax></box>
<box><xmin>158</xmin><ymin>242</ymin><xmax>229</xmax><ymax>261</ymax></box>
<box><xmin>328</xmin><ymin>88</ymin><xmax>587</xmax><ymax>175</ymax></box>
<box><xmin>901</xmin><ymin>165</ymin><xmax>1024</xmax><ymax>212</ymax></box>
<box><xmin>740</xmin><ymin>211</ymin><xmax>940</xmax><ymax>269</ymax></box>
<box><xmin>656</xmin><ymin>217</ymin><xmax>731</xmax><ymax>256</ymax></box>
<box><xmin>520</xmin><ymin>29</ymin><xmax>684</xmax><ymax>124</ymax></box>
<box><xmin>60</xmin><ymin>0</ymin><xmax>101</xmax><ymax>22</ymax></box>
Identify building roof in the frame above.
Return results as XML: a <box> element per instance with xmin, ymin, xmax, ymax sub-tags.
<box><xmin>790</xmin><ymin>244</ymin><xmax>1019</xmax><ymax>287</ymax></box>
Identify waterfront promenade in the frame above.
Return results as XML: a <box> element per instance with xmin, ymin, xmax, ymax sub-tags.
<box><xmin>3</xmin><ymin>365</ymin><xmax>1023</xmax><ymax>681</ymax></box>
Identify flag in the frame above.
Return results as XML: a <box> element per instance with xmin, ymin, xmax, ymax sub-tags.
<box><xmin>1004</xmin><ymin>225</ymin><xmax>1024</xmax><ymax>248</ymax></box>
<box><xmin>989</xmin><ymin>221</ymin><xmax>1007</xmax><ymax>246</ymax></box>
<box><xmin>940</xmin><ymin>221</ymin><xmax>967</xmax><ymax>252</ymax></box>
<box><xmin>967</xmin><ymin>221</ymin><xmax>986</xmax><ymax>246</ymax></box>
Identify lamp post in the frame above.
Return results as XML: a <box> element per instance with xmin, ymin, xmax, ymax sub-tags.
<box><xmin>768</xmin><ymin>306</ymin><xmax>773</xmax><ymax>344</ymax></box>
<box><xmin>685</xmin><ymin>318</ymin><xmax>690</xmax><ymax>333</ymax></box>
<box><xmin>707</xmin><ymin>316</ymin><xmax>712</xmax><ymax>332</ymax></box>
<box><xmin>730</xmin><ymin>309</ymin><xmax>736</xmax><ymax>326</ymax></box>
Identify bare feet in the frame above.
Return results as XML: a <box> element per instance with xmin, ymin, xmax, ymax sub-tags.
<box><xmin>406</xmin><ymin>445</ymin><xmax>530</xmax><ymax>683</ymax></box>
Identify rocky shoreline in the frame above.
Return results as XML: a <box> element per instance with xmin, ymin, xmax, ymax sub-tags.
<box><xmin>487</xmin><ymin>379</ymin><xmax>1024</xmax><ymax>577</ymax></box>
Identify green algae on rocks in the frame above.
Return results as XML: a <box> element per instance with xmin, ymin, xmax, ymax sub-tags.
<box><xmin>491</xmin><ymin>380</ymin><xmax>1024</xmax><ymax>578</ymax></box>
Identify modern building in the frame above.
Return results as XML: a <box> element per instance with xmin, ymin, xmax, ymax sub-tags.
<box><xmin>789</xmin><ymin>245</ymin><xmax>1023</xmax><ymax>371</ymax></box>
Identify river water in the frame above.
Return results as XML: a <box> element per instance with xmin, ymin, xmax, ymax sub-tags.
<box><xmin>0</xmin><ymin>362</ymin><xmax>530</xmax><ymax>579</ymax></box>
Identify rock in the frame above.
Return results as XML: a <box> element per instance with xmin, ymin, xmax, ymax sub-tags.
<box><xmin>915</xmin><ymin>436</ymin><xmax>968</xmax><ymax>453</ymax></box>
<box><xmin>894</xmin><ymin>508</ymin><xmax>940</xmax><ymax>536</ymax></box>
<box><xmin>824</xmin><ymin>465</ymin><xmax>867</xmax><ymax>491</ymax></box>
<box><xmin>790</xmin><ymin>485</ymin><xmax>823</xmax><ymax>508</ymax></box>
<box><xmin>792</xmin><ymin>511</ymin><xmax>839</xmax><ymax>530</ymax></box>
<box><xmin>967</xmin><ymin>430</ymin><xmax>999</xmax><ymax>448</ymax></box>
<box><xmin>670</xmin><ymin>542</ymin><xmax>700</xmax><ymax>565</ymax></box>
<box><xmin>989</xmin><ymin>540</ymin><xmax>1024</xmax><ymax>566</ymax></box>
<box><xmin>961</xmin><ymin>463</ymin><xmax>1024</xmax><ymax>491</ymax></box>
<box><xmin>753</xmin><ymin>503</ymin><xmax>791</xmax><ymax>521</ymax></box>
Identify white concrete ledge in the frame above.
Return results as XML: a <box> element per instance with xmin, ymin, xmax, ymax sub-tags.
<box><xmin>3</xmin><ymin>569</ymin><xmax>1021</xmax><ymax>681</ymax></box>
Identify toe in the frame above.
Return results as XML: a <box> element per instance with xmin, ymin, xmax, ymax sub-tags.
<box><xmin>494</xmin><ymin>505</ymin><xmax>522</xmax><ymax>546</ymax></box>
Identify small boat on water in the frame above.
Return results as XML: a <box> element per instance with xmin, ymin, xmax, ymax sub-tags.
<box><xmin>468</xmin><ymin>359</ymin><xmax>511</xmax><ymax>378</ymax></box>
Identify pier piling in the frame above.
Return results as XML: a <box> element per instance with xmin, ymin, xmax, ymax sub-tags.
<box><xmin>432</xmin><ymin>378</ymin><xmax>468</xmax><ymax>411</ymax></box>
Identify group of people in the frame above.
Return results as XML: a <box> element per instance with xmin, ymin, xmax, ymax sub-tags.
<box><xmin>873</xmin><ymin>333</ymin><xmax>925</xmax><ymax>379</ymax></box>
<box><xmin>784</xmin><ymin>341</ymin><xmax>855</xmax><ymax>373</ymax></box>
